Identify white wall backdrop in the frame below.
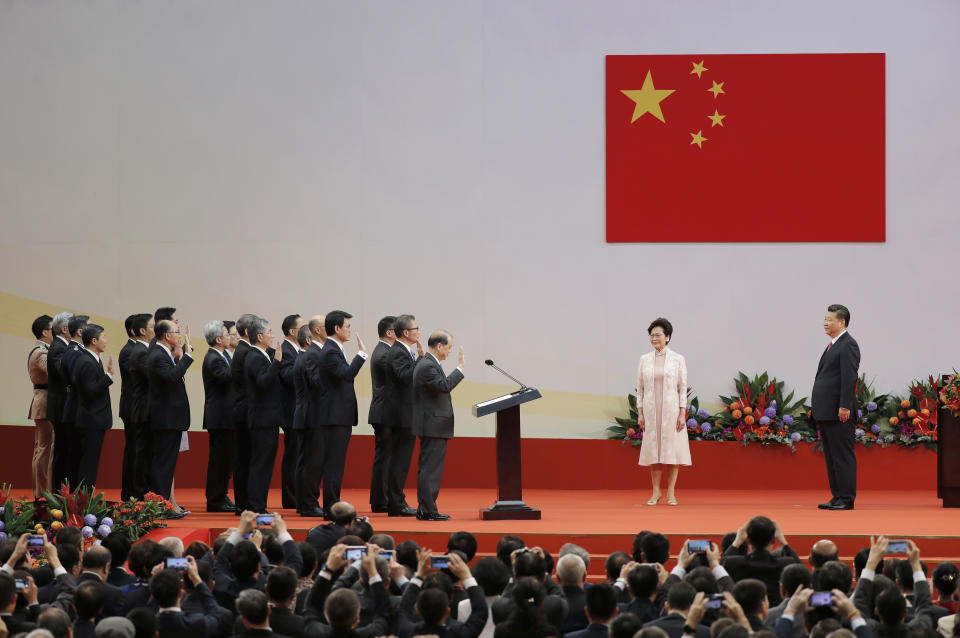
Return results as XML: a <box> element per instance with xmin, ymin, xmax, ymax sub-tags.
<box><xmin>1</xmin><ymin>0</ymin><xmax>958</xmax><ymax>438</ymax></box>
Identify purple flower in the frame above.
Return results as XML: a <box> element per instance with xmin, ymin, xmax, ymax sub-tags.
<box><xmin>764</xmin><ymin>407</ymin><xmax>777</xmax><ymax>418</ymax></box>
<box><xmin>686</xmin><ymin>418</ymin><xmax>698</xmax><ymax>429</ymax></box>
<box><xmin>866</xmin><ymin>402</ymin><xmax>878</xmax><ymax>411</ymax></box>
<box><xmin>0</xmin><ymin>521</ymin><xmax>5</xmax><ymax>532</ymax></box>
<box><xmin>101</xmin><ymin>517</ymin><xmax>113</xmax><ymax>527</ymax></box>
<box><xmin>97</xmin><ymin>524</ymin><xmax>111</xmax><ymax>537</ymax></box>
<box><xmin>759</xmin><ymin>416</ymin><xmax>771</xmax><ymax>426</ymax></box>
<box><xmin>783</xmin><ymin>415</ymin><xmax>794</xmax><ymax>426</ymax></box>
<box><xmin>0</xmin><ymin>532</ymin><xmax>6</xmax><ymax>543</ymax></box>
<box><xmin>790</xmin><ymin>432</ymin><xmax>802</xmax><ymax>442</ymax></box>
<box><xmin>81</xmin><ymin>526</ymin><xmax>94</xmax><ymax>539</ymax></box>
<box><xmin>871</xmin><ymin>424</ymin><xmax>881</xmax><ymax>434</ymax></box>
<box><xmin>855</xmin><ymin>428</ymin><xmax>865</xmax><ymax>437</ymax></box>
<box><xmin>857</xmin><ymin>410</ymin><xmax>863</xmax><ymax>419</ymax></box>
<box><xmin>701</xmin><ymin>423</ymin><xmax>713</xmax><ymax>434</ymax></box>
<box><xmin>698</xmin><ymin>408</ymin><xmax>710</xmax><ymax>419</ymax></box>
<box><xmin>83</xmin><ymin>514</ymin><xmax>97</xmax><ymax>527</ymax></box>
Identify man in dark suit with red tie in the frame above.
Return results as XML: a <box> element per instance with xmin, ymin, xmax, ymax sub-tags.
<box><xmin>147</xmin><ymin>319</ymin><xmax>193</xmax><ymax>500</ymax></box>
<box><xmin>202</xmin><ymin>320</ymin><xmax>236</xmax><ymax>512</ymax></box>
<box><xmin>812</xmin><ymin>304</ymin><xmax>860</xmax><ymax>510</ymax></box>
<box><xmin>412</xmin><ymin>330</ymin><xmax>464</xmax><ymax>521</ymax></box>
<box><xmin>72</xmin><ymin>324</ymin><xmax>114</xmax><ymax>487</ymax></box>
<box><xmin>315</xmin><ymin>310</ymin><xmax>367</xmax><ymax>517</ymax></box>
<box><xmin>244</xmin><ymin>317</ymin><xmax>284</xmax><ymax>514</ymax></box>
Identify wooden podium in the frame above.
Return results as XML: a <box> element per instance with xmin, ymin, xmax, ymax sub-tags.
<box><xmin>938</xmin><ymin>374</ymin><xmax>960</xmax><ymax>507</ymax></box>
<box><xmin>472</xmin><ymin>388</ymin><xmax>542</xmax><ymax>520</ymax></box>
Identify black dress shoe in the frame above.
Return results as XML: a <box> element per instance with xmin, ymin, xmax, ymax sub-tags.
<box><xmin>388</xmin><ymin>506</ymin><xmax>417</xmax><ymax>517</ymax></box>
<box><xmin>300</xmin><ymin>507</ymin><xmax>326</xmax><ymax>517</ymax></box>
<box><xmin>206</xmin><ymin>500</ymin><xmax>237</xmax><ymax>513</ymax></box>
<box><xmin>824</xmin><ymin>502</ymin><xmax>854</xmax><ymax>510</ymax></box>
<box><xmin>416</xmin><ymin>511</ymin><xmax>451</xmax><ymax>521</ymax></box>
<box><xmin>371</xmin><ymin>505</ymin><xmax>389</xmax><ymax>513</ymax></box>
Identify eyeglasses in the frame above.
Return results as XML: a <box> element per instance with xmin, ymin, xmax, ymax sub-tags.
<box><xmin>649</xmin><ymin>333</ymin><xmax>666</xmax><ymax>338</ymax></box>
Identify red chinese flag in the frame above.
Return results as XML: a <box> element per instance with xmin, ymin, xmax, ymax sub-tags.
<box><xmin>605</xmin><ymin>53</ymin><xmax>885</xmax><ymax>242</ymax></box>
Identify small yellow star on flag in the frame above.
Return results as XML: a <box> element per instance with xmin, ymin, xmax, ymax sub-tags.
<box><xmin>690</xmin><ymin>60</ymin><xmax>708</xmax><ymax>79</ymax></box>
<box><xmin>708</xmin><ymin>80</ymin><xmax>725</xmax><ymax>98</ymax></box>
<box><xmin>690</xmin><ymin>130</ymin><xmax>708</xmax><ymax>148</ymax></box>
<box><xmin>708</xmin><ymin>109</ymin><xmax>726</xmax><ymax>127</ymax></box>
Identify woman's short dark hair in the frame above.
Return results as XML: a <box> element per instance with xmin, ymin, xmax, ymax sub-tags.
<box><xmin>648</xmin><ymin>318</ymin><xmax>673</xmax><ymax>341</ymax></box>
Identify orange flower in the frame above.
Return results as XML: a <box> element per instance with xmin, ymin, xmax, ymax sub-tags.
<box><xmin>900</xmin><ymin>400</ymin><xmax>910</xmax><ymax>408</ymax></box>
<box><xmin>51</xmin><ymin>521</ymin><xmax>63</xmax><ymax>531</ymax></box>
<box><xmin>744</xmin><ymin>415</ymin><xmax>755</xmax><ymax>425</ymax></box>
<box><xmin>907</xmin><ymin>409</ymin><xmax>917</xmax><ymax>418</ymax></box>
<box><xmin>889</xmin><ymin>417</ymin><xmax>899</xmax><ymax>425</ymax></box>
<box><xmin>626</xmin><ymin>428</ymin><xmax>636</xmax><ymax>436</ymax></box>
<box><xmin>743</xmin><ymin>407</ymin><xmax>753</xmax><ymax>415</ymax></box>
<box><xmin>732</xmin><ymin>410</ymin><xmax>743</xmax><ymax>419</ymax></box>
<box><xmin>921</xmin><ymin>408</ymin><xmax>930</xmax><ymax>416</ymax></box>
<box><xmin>912</xmin><ymin>417</ymin><xmax>922</xmax><ymax>426</ymax></box>
<box><xmin>729</xmin><ymin>402</ymin><xmax>739</xmax><ymax>411</ymax></box>
<box><xmin>124</xmin><ymin>520</ymin><xmax>135</xmax><ymax>526</ymax></box>
<box><xmin>898</xmin><ymin>411</ymin><xmax>905</xmax><ymax>419</ymax></box>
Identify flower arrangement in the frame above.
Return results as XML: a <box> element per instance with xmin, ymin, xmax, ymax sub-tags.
<box><xmin>112</xmin><ymin>492</ymin><xmax>175</xmax><ymax>540</ymax></box>
<box><xmin>0</xmin><ymin>484</ymin><xmax>36</xmax><ymax>541</ymax></box>
<box><xmin>712</xmin><ymin>372</ymin><xmax>813</xmax><ymax>449</ymax></box>
<box><xmin>607</xmin><ymin>392</ymin><xmax>643</xmax><ymax>447</ymax></box>
<box><xmin>938</xmin><ymin>371</ymin><xmax>960</xmax><ymax>418</ymax></box>
<box><xmin>852</xmin><ymin>374</ymin><xmax>889</xmax><ymax>448</ymax></box>
<box><xmin>684</xmin><ymin>395</ymin><xmax>720</xmax><ymax>441</ymax></box>
<box><xmin>885</xmin><ymin>376</ymin><xmax>940</xmax><ymax>450</ymax></box>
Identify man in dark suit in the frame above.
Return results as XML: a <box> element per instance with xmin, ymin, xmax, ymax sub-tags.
<box><xmin>722</xmin><ymin>516</ymin><xmax>799</xmax><ymax>606</ymax></box>
<box><xmin>313</xmin><ymin>310</ymin><xmax>367</xmax><ymax>516</ymax></box>
<box><xmin>557</xmin><ymin>553</ymin><xmax>589</xmax><ymax>634</ymax></box>
<box><xmin>234</xmin><ymin>589</ymin><xmax>289</xmax><ymax>638</ymax></box>
<box><xmin>202</xmin><ymin>320</ymin><xmax>236</xmax><ymax>512</ymax></box>
<box><xmin>260</xmin><ymin>566</ymin><xmax>306</xmax><ymax>637</ymax></box>
<box><xmin>296</xmin><ymin>315</ymin><xmax>328</xmax><ymax>517</ymax></box>
<box><xmin>151</xmin><ymin>556</ymin><xmax>223</xmax><ymax>638</ymax></box>
<box><xmin>642</xmin><ymin>582</ymin><xmax>711</xmax><ymax>638</ymax></box>
<box><xmin>72</xmin><ymin>324</ymin><xmax>115</xmax><ymax>487</ymax></box>
<box><xmin>279</xmin><ymin>313</ymin><xmax>304</xmax><ymax>510</ymax></box>
<box><xmin>566</xmin><ymin>583</ymin><xmax>620</xmax><ymax>638</ymax></box>
<box><xmin>397</xmin><ymin>550</ymin><xmax>488</xmax><ymax>638</ymax></box>
<box><xmin>127</xmin><ymin>313</ymin><xmax>154</xmax><ymax>499</ymax></box>
<box><xmin>244</xmin><ymin>317</ymin><xmax>284</xmax><ymax>514</ymax></box>
<box><xmin>292</xmin><ymin>325</ymin><xmax>312</xmax><ymax>435</ymax></box>
<box><xmin>367</xmin><ymin>315</ymin><xmax>396</xmax><ymax>514</ymax></box>
<box><xmin>231</xmin><ymin>313</ymin><xmax>259</xmax><ymax>513</ymax></box>
<box><xmin>147</xmin><ymin>319</ymin><xmax>194</xmax><ymax>500</ymax></box>
<box><xmin>412</xmin><ymin>330</ymin><xmax>464</xmax><ymax>521</ymax></box>
<box><xmin>56</xmin><ymin>314</ymin><xmax>90</xmax><ymax>488</ymax></box>
<box><xmin>812</xmin><ymin>304</ymin><xmax>861</xmax><ymax>510</ymax></box>
<box><xmin>117</xmin><ymin>315</ymin><xmax>139</xmax><ymax>500</ymax></box>
<box><xmin>383</xmin><ymin>314</ymin><xmax>422</xmax><ymax>517</ymax></box>
<box><xmin>47</xmin><ymin>311</ymin><xmax>74</xmax><ymax>491</ymax></box>
<box><xmin>77</xmin><ymin>545</ymin><xmax>127</xmax><ymax>619</ymax></box>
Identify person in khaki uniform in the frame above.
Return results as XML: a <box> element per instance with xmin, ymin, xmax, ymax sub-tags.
<box><xmin>28</xmin><ymin>314</ymin><xmax>55</xmax><ymax>497</ymax></box>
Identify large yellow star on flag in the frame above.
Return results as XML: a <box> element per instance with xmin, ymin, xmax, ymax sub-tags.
<box><xmin>621</xmin><ymin>71</ymin><xmax>675</xmax><ymax>123</ymax></box>
<box><xmin>690</xmin><ymin>130</ymin><xmax>708</xmax><ymax>148</ymax></box>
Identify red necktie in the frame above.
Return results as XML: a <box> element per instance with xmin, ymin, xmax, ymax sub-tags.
<box><xmin>827</xmin><ymin>342</ymin><xmax>833</xmax><ymax>351</ymax></box>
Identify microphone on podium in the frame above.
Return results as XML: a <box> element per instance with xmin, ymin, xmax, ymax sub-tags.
<box><xmin>484</xmin><ymin>359</ymin><xmax>529</xmax><ymax>391</ymax></box>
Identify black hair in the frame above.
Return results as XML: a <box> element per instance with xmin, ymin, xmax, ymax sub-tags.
<box><xmin>298</xmin><ymin>542</ymin><xmax>317</xmax><ymax>578</ymax></box>
<box><xmin>514</xmin><ymin>551</ymin><xmax>547</xmax><ymax>580</ymax></box>
<box><xmin>229</xmin><ymin>541</ymin><xmax>262</xmax><ymax>580</ymax></box>
<box><xmin>347</xmin><ymin>519</ymin><xmax>373</xmax><ymax>542</ymax></box>
<box><xmin>853</xmin><ymin>547</ymin><xmax>883</xmax><ymax>580</ymax></box>
<box><xmin>396</xmin><ymin>539</ymin><xmax>421</xmax><ymax>573</ymax></box>
<box><xmin>127</xmin><ymin>539</ymin><xmax>160</xmax><ymax>579</ymax></box>
<box><xmin>610</xmin><ymin>613</ymin><xmax>645</xmax><ymax>638</ymax></box>
<box><xmin>0</xmin><ymin>574</ymin><xmax>15</xmax><ymax>609</ymax></box>
<box><xmin>641</xmin><ymin>533</ymin><xmax>671</xmax><ymax>565</ymax></box>
<box><xmin>124</xmin><ymin>314</ymin><xmax>136</xmax><ymax>338</ymax></box>
<box><xmin>818</xmin><ymin>561</ymin><xmax>853</xmax><ymax>595</ymax></box>
<box><xmin>184</xmin><ymin>541</ymin><xmax>210</xmax><ymax>562</ymax></box>
<box><xmin>448</xmin><ymin>531</ymin><xmax>478</xmax><ymax>562</ymax></box>
<box><xmin>686</xmin><ymin>566</ymin><xmax>718</xmax><ymax>594</ymax></box>
<box><xmin>223</xmin><ymin>320</ymin><xmax>236</xmax><ymax>331</ymax></box>
<box><xmin>32</xmin><ymin>314</ymin><xmax>53</xmax><ymax>339</ymax></box>
<box><xmin>628</xmin><ymin>564</ymin><xmax>660</xmax><ymax>598</ymax></box>
<box><xmin>497</xmin><ymin>535</ymin><xmax>525</xmax><ymax>568</ymax></box>
<box><xmin>472</xmin><ymin>556</ymin><xmax>510</xmax><ymax>597</ymax></box>
<box><xmin>632</xmin><ymin>531</ymin><xmax>651</xmax><ymax>563</ymax></box>
<box><xmin>733</xmin><ymin>578</ymin><xmax>768</xmax><ymax>616</ymax></box>
<box><xmin>266</xmin><ymin>566</ymin><xmax>298</xmax><ymax>603</ymax></box>
<box><xmin>606</xmin><ymin>550</ymin><xmax>631</xmax><ymax>581</ymax></box>
<box><xmin>126</xmin><ymin>607</ymin><xmax>156</xmax><ymax>638</ymax></box>
<box><xmin>150</xmin><ymin>569</ymin><xmax>183</xmax><ymax>608</ymax></box>
<box><xmin>296</xmin><ymin>324</ymin><xmax>312</xmax><ymax>348</ymax></box>
<box><xmin>154</xmin><ymin>320</ymin><xmax>175</xmax><ymax>342</ymax></box>
<box><xmin>75</xmin><ymin>580</ymin><xmax>107</xmax><ymax>619</ymax></box>
<box><xmin>154</xmin><ymin>307</ymin><xmax>176</xmax><ymax>323</ymax></box>
<box><xmin>394</xmin><ymin>314</ymin><xmax>416</xmax><ymax>339</ymax></box>
<box><xmin>324</xmin><ymin>310</ymin><xmax>352</xmax><ymax>337</ymax></box>
<box><xmin>667</xmin><ymin>581</ymin><xmax>697</xmax><ymax>612</ymax></box>
<box><xmin>827</xmin><ymin>304</ymin><xmax>850</xmax><ymax>327</ymax></box>
<box><xmin>876</xmin><ymin>588</ymin><xmax>907</xmax><ymax>626</ymax></box>
<box><xmin>746</xmin><ymin>516</ymin><xmax>776</xmax><ymax>550</ymax></box>
<box><xmin>721</xmin><ymin>532</ymin><xmax>737</xmax><ymax>553</ymax></box>
<box><xmin>585</xmin><ymin>582</ymin><xmax>618</xmax><ymax>621</ymax></box>
<box><xmin>417</xmin><ymin>587</ymin><xmax>450</xmax><ymax>625</ymax></box>
<box><xmin>56</xmin><ymin>543</ymin><xmax>81</xmax><ymax>573</ymax></box>
<box><xmin>647</xmin><ymin>317</ymin><xmax>674</xmax><ymax>342</ymax></box>
<box><xmin>131</xmin><ymin>313</ymin><xmax>152</xmax><ymax>338</ymax></box>
<box><xmin>67</xmin><ymin>314</ymin><xmax>90</xmax><ymax>337</ymax></box>
<box><xmin>81</xmin><ymin>323</ymin><xmax>104</xmax><ymax>347</ymax></box>
<box><xmin>780</xmin><ymin>563</ymin><xmax>812</xmax><ymax>596</ymax></box>
<box><xmin>933</xmin><ymin>562</ymin><xmax>959</xmax><ymax>597</ymax></box>
<box><xmin>377</xmin><ymin>315</ymin><xmax>397</xmax><ymax>338</ymax></box>
<box><xmin>281</xmin><ymin>314</ymin><xmax>301</xmax><ymax>337</ymax></box>
<box><xmin>236</xmin><ymin>314</ymin><xmax>259</xmax><ymax>339</ymax></box>
<box><xmin>262</xmin><ymin>534</ymin><xmax>283</xmax><ymax>566</ymax></box>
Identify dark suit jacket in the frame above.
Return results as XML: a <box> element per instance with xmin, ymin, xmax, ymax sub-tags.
<box><xmin>561</xmin><ymin>585</ymin><xmax>588</xmax><ymax>635</ymax></box>
<box><xmin>231</xmin><ymin>340</ymin><xmax>253</xmax><ymax>426</ymax></box>
<box><xmin>245</xmin><ymin>347</ymin><xmax>283</xmax><ymax>429</ymax></box>
<box><xmin>299</xmin><ymin>342</ymin><xmax>327</xmax><ymax>429</ymax></box>
<box><xmin>385</xmin><ymin>341</ymin><xmax>417</xmax><ymax>428</ymax></box>
<box><xmin>812</xmin><ymin>331</ymin><xmax>860</xmax><ymax>421</ymax></box>
<box><xmin>147</xmin><ymin>345</ymin><xmax>193</xmax><ymax>431</ymax></box>
<box><xmin>412</xmin><ymin>354</ymin><xmax>464</xmax><ymax>439</ymax></box>
<box><xmin>182</xmin><ymin>586</ymin><xmax>235</xmax><ymax>637</ymax></box>
<box><xmin>303</xmin><ymin>575</ymin><xmax>391</xmax><ymax>638</ymax></box>
<box><xmin>60</xmin><ymin>341</ymin><xmax>85</xmax><ymax>423</ymax></box>
<box><xmin>213</xmin><ymin>537</ymin><xmax>302</xmax><ymax>610</ymax></box>
<box><xmin>118</xmin><ymin>339</ymin><xmax>136</xmax><ymax>420</ymax></box>
<box><xmin>47</xmin><ymin>337</ymin><xmax>70</xmax><ymax>422</ymax></box>
<box><xmin>398</xmin><ymin>580</ymin><xmax>488</xmax><ymax>638</ymax></box>
<box><xmin>722</xmin><ymin>544</ymin><xmax>799</xmax><ymax>606</ymax></box>
<box><xmin>155</xmin><ymin>582</ymin><xmax>222</xmax><ymax>638</ymax></box>
<box><xmin>203</xmin><ymin>348</ymin><xmax>235</xmax><ymax>430</ymax></box>
<box><xmin>234</xmin><ymin>606</ymin><xmax>305</xmax><ymax>638</ymax></box>
<box><xmin>305</xmin><ymin>522</ymin><xmax>347</xmax><ymax>557</ymax></box>
<box><xmin>618</xmin><ymin>597</ymin><xmax>659</xmax><ymax>623</ymax></box>
<box><xmin>774</xmin><ymin>615</ymin><xmax>875</xmax><ymax>638</ymax></box>
<box><xmin>316</xmin><ymin>339</ymin><xmax>366</xmax><ymax>426</ymax></box>
<box><xmin>108</xmin><ymin>566</ymin><xmax>136</xmax><ymax>588</ymax></box>
<box><xmin>492</xmin><ymin>590</ymin><xmax>568</xmax><ymax>631</ymax></box>
<box><xmin>128</xmin><ymin>342</ymin><xmax>151</xmax><ymax>423</ymax></box>
<box><xmin>644</xmin><ymin>613</ymin><xmax>710</xmax><ymax>638</ymax></box>
<box><xmin>565</xmin><ymin>623</ymin><xmax>610</xmax><ymax>638</ymax></box>
<box><xmin>73</xmin><ymin>619</ymin><xmax>96</xmax><ymax>638</ymax></box>
<box><xmin>279</xmin><ymin>340</ymin><xmax>300</xmax><ymax>426</ymax></box>
<box><xmin>73</xmin><ymin>350</ymin><xmax>114</xmax><ymax>430</ymax></box>
<box><xmin>367</xmin><ymin>341</ymin><xmax>392</xmax><ymax>425</ymax></box>
<box><xmin>77</xmin><ymin>571</ymin><xmax>127</xmax><ymax>618</ymax></box>
<box><xmin>292</xmin><ymin>351</ymin><xmax>308</xmax><ymax>430</ymax></box>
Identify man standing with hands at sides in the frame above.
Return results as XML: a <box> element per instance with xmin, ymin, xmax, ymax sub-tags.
<box><xmin>367</xmin><ymin>315</ymin><xmax>397</xmax><ymax>514</ymax></box>
<box><xmin>60</xmin><ymin>314</ymin><xmax>90</xmax><ymax>488</ymax></box>
<box><xmin>46</xmin><ymin>311</ymin><xmax>74</xmax><ymax>490</ymax></box>
<box><xmin>126</xmin><ymin>313</ymin><xmax>154</xmax><ymax>499</ymax></box>
<box><xmin>384</xmin><ymin>315</ymin><xmax>423</xmax><ymax>517</ymax></box>
<box><xmin>118</xmin><ymin>315</ymin><xmax>140</xmax><ymax>501</ymax></box>
<box><xmin>27</xmin><ymin>314</ymin><xmax>54</xmax><ymax>498</ymax></box>
<box><xmin>147</xmin><ymin>319</ymin><xmax>193</xmax><ymax>504</ymax></box>
<box><xmin>244</xmin><ymin>317</ymin><xmax>284</xmax><ymax>514</ymax></box>
<box><xmin>412</xmin><ymin>330</ymin><xmax>464</xmax><ymax>521</ymax></box>
<box><xmin>73</xmin><ymin>324</ymin><xmax>114</xmax><ymax>487</ymax></box>
<box><xmin>813</xmin><ymin>304</ymin><xmax>860</xmax><ymax>511</ymax></box>
<box><xmin>202</xmin><ymin>320</ymin><xmax>236</xmax><ymax>513</ymax></box>
<box><xmin>279</xmin><ymin>314</ymin><xmax>304</xmax><ymax>510</ymax></box>
<box><xmin>297</xmin><ymin>315</ymin><xmax>329</xmax><ymax>517</ymax></box>
<box><xmin>316</xmin><ymin>310</ymin><xmax>367</xmax><ymax>518</ymax></box>
<box><xmin>231</xmin><ymin>313</ymin><xmax>259</xmax><ymax>514</ymax></box>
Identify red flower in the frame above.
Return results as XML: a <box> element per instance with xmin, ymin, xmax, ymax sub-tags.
<box><xmin>124</xmin><ymin>520</ymin><xmax>135</xmax><ymax>526</ymax></box>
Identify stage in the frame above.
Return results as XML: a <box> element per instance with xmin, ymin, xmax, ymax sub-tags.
<box><xmin>60</xmin><ymin>487</ymin><xmax>960</xmax><ymax>581</ymax></box>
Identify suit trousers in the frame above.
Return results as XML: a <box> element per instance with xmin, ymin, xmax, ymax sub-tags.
<box><xmin>416</xmin><ymin>436</ymin><xmax>448</xmax><ymax>515</ymax></box>
<box><xmin>321</xmin><ymin>425</ymin><xmax>352</xmax><ymax>512</ymax></box>
<box><xmin>51</xmin><ymin>419</ymin><xmax>70</xmax><ymax>490</ymax></box>
<box><xmin>120</xmin><ymin>417</ymin><xmax>141</xmax><ymax>500</ymax></box>
<box><xmin>234</xmin><ymin>422</ymin><xmax>252</xmax><ymax>511</ymax></box>
<box><xmin>65</xmin><ymin>423</ymin><xmax>84</xmax><ymax>488</ymax></box>
<box><xmin>247</xmin><ymin>428</ymin><xmax>279</xmax><ymax>513</ymax></box>
<box><xmin>150</xmin><ymin>430</ymin><xmax>182</xmax><ymax>499</ymax></box>
<box><xmin>369</xmin><ymin>423</ymin><xmax>392</xmax><ymax>508</ymax></box>
<box><xmin>132</xmin><ymin>421</ymin><xmax>152</xmax><ymax>498</ymax></box>
<box><xmin>817</xmin><ymin>419</ymin><xmax>857</xmax><ymax>504</ymax></box>
<box><xmin>31</xmin><ymin>419</ymin><xmax>54</xmax><ymax>498</ymax></box>
<box><xmin>297</xmin><ymin>428</ymin><xmax>324</xmax><ymax>511</ymax></box>
<box><xmin>77</xmin><ymin>429</ymin><xmax>106</xmax><ymax>488</ymax></box>
<box><xmin>205</xmin><ymin>429</ymin><xmax>237</xmax><ymax>505</ymax></box>
<box><xmin>388</xmin><ymin>427</ymin><xmax>416</xmax><ymax>510</ymax></box>
<box><xmin>280</xmin><ymin>427</ymin><xmax>300</xmax><ymax>508</ymax></box>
